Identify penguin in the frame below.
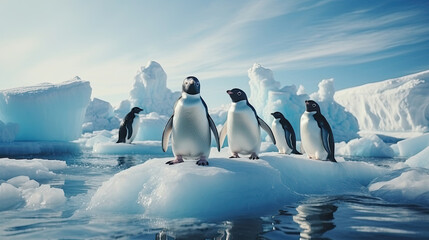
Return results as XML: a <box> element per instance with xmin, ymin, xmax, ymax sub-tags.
<box><xmin>117</xmin><ymin>107</ymin><xmax>143</xmax><ymax>144</ymax></box>
<box><xmin>162</xmin><ymin>76</ymin><xmax>220</xmax><ymax>166</ymax></box>
<box><xmin>271</xmin><ymin>111</ymin><xmax>301</xmax><ymax>154</ymax></box>
<box><xmin>219</xmin><ymin>88</ymin><xmax>276</xmax><ymax>159</ymax></box>
<box><xmin>300</xmin><ymin>100</ymin><xmax>336</xmax><ymax>162</ymax></box>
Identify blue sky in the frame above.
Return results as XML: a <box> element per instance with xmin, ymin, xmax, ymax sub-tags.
<box><xmin>1</xmin><ymin>0</ymin><xmax>429</xmax><ymax>108</ymax></box>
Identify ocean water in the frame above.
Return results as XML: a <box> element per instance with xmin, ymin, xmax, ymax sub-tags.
<box><xmin>1</xmin><ymin>153</ymin><xmax>429</xmax><ymax>240</ymax></box>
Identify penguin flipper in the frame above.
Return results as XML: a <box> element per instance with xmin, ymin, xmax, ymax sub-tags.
<box><xmin>285</xmin><ymin>131</ymin><xmax>294</xmax><ymax>150</ymax></box>
<box><xmin>314</xmin><ymin>114</ymin><xmax>336</xmax><ymax>162</ymax></box>
<box><xmin>208</xmin><ymin>114</ymin><xmax>221</xmax><ymax>151</ymax></box>
<box><xmin>126</xmin><ymin>121</ymin><xmax>133</xmax><ymax>140</ymax></box>
<box><xmin>162</xmin><ymin>115</ymin><xmax>174</xmax><ymax>152</ymax></box>
<box><xmin>219</xmin><ymin>121</ymin><xmax>228</xmax><ymax>147</ymax></box>
<box><xmin>258</xmin><ymin>117</ymin><xmax>276</xmax><ymax>145</ymax></box>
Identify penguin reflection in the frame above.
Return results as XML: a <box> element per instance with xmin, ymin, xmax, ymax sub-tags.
<box><xmin>293</xmin><ymin>201</ymin><xmax>337</xmax><ymax>239</ymax></box>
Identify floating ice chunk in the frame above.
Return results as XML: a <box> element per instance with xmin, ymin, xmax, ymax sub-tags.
<box><xmin>0</xmin><ymin>158</ymin><xmax>66</xmax><ymax>181</ymax></box>
<box><xmin>335</xmin><ymin>70</ymin><xmax>429</xmax><ymax>133</ymax></box>
<box><xmin>0</xmin><ymin>183</ymin><xmax>24</xmax><ymax>211</ymax></box>
<box><xmin>83</xmin><ymin>98</ymin><xmax>120</xmax><ymax>133</ymax></box>
<box><xmin>369</xmin><ymin>168</ymin><xmax>429</xmax><ymax>205</ymax></box>
<box><xmin>405</xmin><ymin>146</ymin><xmax>429</xmax><ymax>169</ymax></box>
<box><xmin>88</xmin><ymin>152</ymin><xmax>388</xmax><ymax>219</ymax></box>
<box><xmin>0</xmin><ymin>77</ymin><xmax>92</xmax><ymax>141</ymax></box>
<box><xmin>336</xmin><ymin>135</ymin><xmax>394</xmax><ymax>158</ymax></box>
<box><xmin>23</xmin><ymin>184</ymin><xmax>66</xmax><ymax>209</ymax></box>
<box><xmin>397</xmin><ymin>133</ymin><xmax>429</xmax><ymax>157</ymax></box>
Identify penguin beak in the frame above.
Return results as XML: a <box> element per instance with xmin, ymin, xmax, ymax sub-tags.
<box><xmin>226</xmin><ymin>90</ymin><xmax>233</xmax><ymax>95</ymax></box>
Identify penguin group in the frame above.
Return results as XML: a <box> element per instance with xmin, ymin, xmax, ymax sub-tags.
<box><xmin>158</xmin><ymin>76</ymin><xmax>337</xmax><ymax>166</ymax></box>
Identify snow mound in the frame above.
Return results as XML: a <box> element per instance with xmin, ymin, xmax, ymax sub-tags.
<box><xmin>116</xmin><ymin>61</ymin><xmax>180</xmax><ymax>116</ymax></box>
<box><xmin>248</xmin><ymin>64</ymin><xmax>358</xmax><ymax>141</ymax></box>
<box><xmin>0</xmin><ymin>159</ymin><xmax>66</xmax><ymax>211</ymax></box>
<box><xmin>93</xmin><ymin>141</ymin><xmax>172</xmax><ymax>155</ymax></box>
<box><xmin>369</xmin><ymin>168</ymin><xmax>429</xmax><ymax>205</ymax></box>
<box><xmin>0</xmin><ymin>77</ymin><xmax>92</xmax><ymax>141</ymax></box>
<box><xmin>88</xmin><ymin>152</ymin><xmax>388</xmax><ymax>219</ymax></box>
<box><xmin>336</xmin><ymin>135</ymin><xmax>394</xmax><ymax>158</ymax></box>
<box><xmin>82</xmin><ymin>98</ymin><xmax>120</xmax><ymax>133</ymax></box>
<box><xmin>396</xmin><ymin>133</ymin><xmax>429</xmax><ymax>157</ymax></box>
<box><xmin>335</xmin><ymin>70</ymin><xmax>429</xmax><ymax>133</ymax></box>
<box><xmin>0</xmin><ymin>120</ymin><xmax>19</xmax><ymax>143</ymax></box>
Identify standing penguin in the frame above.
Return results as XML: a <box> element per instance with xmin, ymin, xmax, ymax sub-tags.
<box><xmin>300</xmin><ymin>100</ymin><xmax>336</xmax><ymax>162</ymax></box>
<box><xmin>117</xmin><ymin>107</ymin><xmax>143</xmax><ymax>143</ymax></box>
<box><xmin>220</xmin><ymin>88</ymin><xmax>276</xmax><ymax>159</ymax></box>
<box><xmin>162</xmin><ymin>76</ymin><xmax>220</xmax><ymax>166</ymax></box>
<box><xmin>271</xmin><ymin>112</ymin><xmax>301</xmax><ymax>154</ymax></box>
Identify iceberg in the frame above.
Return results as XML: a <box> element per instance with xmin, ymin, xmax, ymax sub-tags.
<box><xmin>0</xmin><ymin>120</ymin><xmax>18</xmax><ymax>143</ymax></box>
<box><xmin>0</xmin><ymin>77</ymin><xmax>92</xmax><ymax>141</ymax></box>
<box><xmin>82</xmin><ymin>98</ymin><xmax>120</xmax><ymax>133</ymax></box>
<box><xmin>405</xmin><ymin>146</ymin><xmax>429</xmax><ymax>169</ymax></box>
<box><xmin>336</xmin><ymin>135</ymin><xmax>394</xmax><ymax>158</ymax></box>
<box><xmin>248</xmin><ymin>64</ymin><xmax>358</xmax><ymax>141</ymax></box>
<box><xmin>396</xmin><ymin>133</ymin><xmax>429</xmax><ymax>157</ymax></box>
<box><xmin>116</xmin><ymin>61</ymin><xmax>180</xmax><ymax>117</ymax></box>
<box><xmin>334</xmin><ymin>70</ymin><xmax>429</xmax><ymax>134</ymax></box>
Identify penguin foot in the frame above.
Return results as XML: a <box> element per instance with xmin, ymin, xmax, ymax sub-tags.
<box><xmin>166</xmin><ymin>156</ymin><xmax>184</xmax><ymax>165</ymax></box>
<box><xmin>196</xmin><ymin>157</ymin><xmax>209</xmax><ymax>166</ymax></box>
<box><xmin>249</xmin><ymin>153</ymin><xmax>259</xmax><ymax>160</ymax></box>
<box><xmin>229</xmin><ymin>153</ymin><xmax>240</xmax><ymax>158</ymax></box>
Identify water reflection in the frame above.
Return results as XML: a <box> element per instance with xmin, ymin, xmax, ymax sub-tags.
<box><xmin>117</xmin><ymin>156</ymin><xmax>136</xmax><ymax>169</ymax></box>
<box><xmin>293</xmin><ymin>200</ymin><xmax>338</xmax><ymax>240</ymax></box>
<box><xmin>154</xmin><ymin>218</ymin><xmax>263</xmax><ymax>240</ymax></box>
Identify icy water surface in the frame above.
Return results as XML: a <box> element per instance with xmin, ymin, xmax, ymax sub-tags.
<box><xmin>1</xmin><ymin>153</ymin><xmax>429</xmax><ymax>240</ymax></box>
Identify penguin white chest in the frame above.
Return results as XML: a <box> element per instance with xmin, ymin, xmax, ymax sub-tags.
<box><xmin>172</xmin><ymin>95</ymin><xmax>211</xmax><ymax>158</ymax></box>
<box><xmin>272</xmin><ymin>119</ymin><xmax>291</xmax><ymax>154</ymax></box>
<box><xmin>300</xmin><ymin>112</ymin><xmax>328</xmax><ymax>160</ymax></box>
<box><xmin>227</xmin><ymin>101</ymin><xmax>260</xmax><ymax>154</ymax></box>
<box><xmin>126</xmin><ymin>116</ymin><xmax>140</xmax><ymax>144</ymax></box>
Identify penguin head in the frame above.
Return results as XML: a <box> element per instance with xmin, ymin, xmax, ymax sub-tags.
<box><xmin>226</xmin><ymin>88</ymin><xmax>247</xmax><ymax>103</ymax></box>
<box><xmin>305</xmin><ymin>100</ymin><xmax>320</xmax><ymax>113</ymax></box>
<box><xmin>131</xmin><ymin>107</ymin><xmax>143</xmax><ymax>114</ymax></box>
<box><xmin>182</xmin><ymin>76</ymin><xmax>200</xmax><ymax>95</ymax></box>
<box><xmin>271</xmin><ymin>111</ymin><xmax>285</xmax><ymax>119</ymax></box>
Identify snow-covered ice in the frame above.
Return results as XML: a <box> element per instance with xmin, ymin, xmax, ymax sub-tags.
<box><xmin>335</xmin><ymin>70</ymin><xmax>429</xmax><ymax>134</ymax></box>
<box><xmin>0</xmin><ymin>77</ymin><xmax>91</xmax><ymax>141</ymax></box>
<box><xmin>369</xmin><ymin>168</ymin><xmax>429</xmax><ymax>205</ymax></box>
<box><xmin>88</xmin><ymin>150</ymin><xmax>388</xmax><ymax>219</ymax></box>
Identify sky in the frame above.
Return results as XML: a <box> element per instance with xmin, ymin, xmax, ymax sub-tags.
<box><xmin>1</xmin><ymin>0</ymin><xmax>429</xmax><ymax>108</ymax></box>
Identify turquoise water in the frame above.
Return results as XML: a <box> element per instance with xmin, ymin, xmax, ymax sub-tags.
<box><xmin>1</xmin><ymin>153</ymin><xmax>429</xmax><ymax>239</ymax></box>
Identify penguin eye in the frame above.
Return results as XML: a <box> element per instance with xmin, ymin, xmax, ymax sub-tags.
<box><xmin>196</xmin><ymin>82</ymin><xmax>200</xmax><ymax>86</ymax></box>
<box><xmin>237</xmin><ymin>91</ymin><xmax>242</xmax><ymax>96</ymax></box>
<box><xmin>312</xmin><ymin>104</ymin><xmax>316</xmax><ymax>107</ymax></box>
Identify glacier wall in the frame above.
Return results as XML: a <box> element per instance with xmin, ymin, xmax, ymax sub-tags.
<box><xmin>334</xmin><ymin>70</ymin><xmax>429</xmax><ymax>133</ymax></box>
